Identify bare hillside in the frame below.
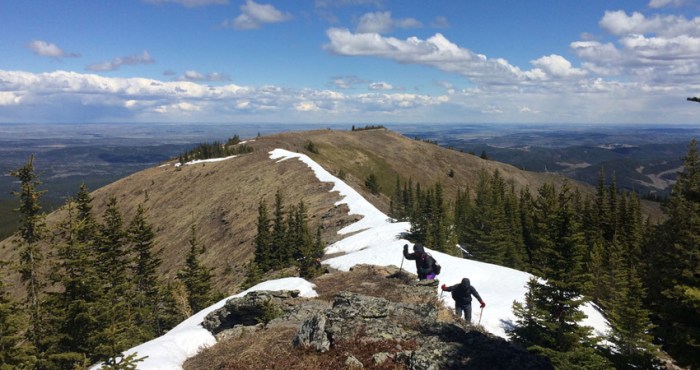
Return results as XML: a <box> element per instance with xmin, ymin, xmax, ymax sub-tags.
<box><xmin>0</xmin><ymin>128</ymin><xmax>662</xmax><ymax>297</ymax></box>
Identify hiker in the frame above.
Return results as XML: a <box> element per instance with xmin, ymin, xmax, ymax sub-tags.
<box><xmin>441</xmin><ymin>278</ymin><xmax>485</xmax><ymax>322</ymax></box>
<box><xmin>403</xmin><ymin>242</ymin><xmax>438</xmax><ymax>280</ymax></box>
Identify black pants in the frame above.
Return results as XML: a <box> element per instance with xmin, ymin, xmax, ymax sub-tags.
<box><xmin>455</xmin><ymin>303</ymin><xmax>473</xmax><ymax>322</ymax></box>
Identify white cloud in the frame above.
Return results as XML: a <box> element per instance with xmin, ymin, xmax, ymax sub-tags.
<box><xmin>530</xmin><ymin>54</ymin><xmax>587</xmax><ymax>78</ymax></box>
<box><xmin>519</xmin><ymin>106</ymin><xmax>539</xmax><ymax>114</ymax></box>
<box><xmin>295</xmin><ymin>101</ymin><xmax>320</xmax><ymax>111</ymax></box>
<box><xmin>599</xmin><ymin>10</ymin><xmax>700</xmax><ymax>37</ymax></box>
<box><xmin>86</xmin><ymin>51</ymin><xmax>154</xmax><ymax>72</ymax></box>
<box><xmin>573</xmin><ymin>10</ymin><xmax>700</xmax><ymax>84</ymax></box>
<box><xmin>0</xmin><ymin>69</ymin><xmax>451</xmax><ymax>122</ymax></box>
<box><xmin>27</xmin><ymin>40</ymin><xmax>80</xmax><ymax>58</ymax></box>
<box><xmin>225</xmin><ymin>0</ymin><xmax>291</xmax><ymax>30</ymax></box>
<box><xmin>368</xmin><ymin>81</ymin><xmax>393</xmax><ymax>90</ymax></box>
<box><xmin>143</xmin><ymin>0</ymin><xmax>227</xmax><ymax>6</ymax></box>
<box><xmin>325</xmin><ymin>28</ymin><xmax>558</xmax><ymax>85</ymax></box>
<box><xmin>177</xmin><ymin>70</ymin><xmax>231</xmax><ymax>82</ymax></box>
<box><xmin>356</xmin><ymin>11</ymin><xmax>421</xmax><ymax>34</ymax></box>
<box><xmin>648</xmin><ymin>0</ymin><xmax>688</xmax><ymax>8</ymax></box>
<box><xmin>330</xmin><ymin>75</ymin><xmax>366</xmax><ymax>89</ymax></box>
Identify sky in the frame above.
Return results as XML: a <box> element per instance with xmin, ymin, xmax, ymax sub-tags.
<box><xmin>93</xmin><ymin>148</ymin><xmax>609</xmax><ymax>370</ymax></box>
<box><xmin>2</xmin><ymin>0</ymin><xmax>699</xmax><ymax>125</ymax></box>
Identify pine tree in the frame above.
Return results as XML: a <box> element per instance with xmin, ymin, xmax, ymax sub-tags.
<box><xmin>270</xmin><ymin>190</ymin><xmax>287</xmax><ymax>269</ymax></box>
<box><xmin>177</xmin><ymin>225</ymin><xmax>216</xmax><ymax>313</ymax></box>
<box><xmin>96</xmin><ymin>196</ymin><xmax>130</xmax><ymax>295</ymax></box>
<box><xmin>0</xmin><ymin>261</ymin><xmax>32</xmax><ymax>367</ymax></box>
<box><xmin>91</xmin><ymin>197</ymin><xmax>141</xmax><ymax>363</ymax></box>
<box><xmin>648</xmin><ymin>138</ymin><xmax>700</xmax><ymax>367</ymax></box>
<box><xmin>10</xmin><ymin>155</ymin><xmax>47</xmax><ymax>359</ymax></box>
<box><xmin>254</xmin><ymin>199</ymin><xmax>272</xmax><ymax>271</ymax></box>
<box><xmin>607</xmin><ymin>266</ymin><xmax>659</xmax><ymax>369</ymax></box>
<box><xmin>511</xmin><ymin>183</ymin><xmax>598</xmax><ymax>348</ymax></box>
<box><xmin>364</xmin><ymin>173</ymin><xmax>380</xmax><ymax>195</ymax></box>
<box><xmin>127</xmin><ymin>204</ymin><xmax>164</xmax><ymax>339</ymax></box>
<box><xmin>299</xmin><ymin>225</ymin><xmax>324</xmax><ymax>279</ymax></box>
<box><xmin>45</xmin><ymin>200</ymin><xmax>102</xmax><ymax>366</ymax></box>
<box><xmin>75</xmin><ymin>183</ymin><xmax>99</xmax><ymax>244</ymax></box>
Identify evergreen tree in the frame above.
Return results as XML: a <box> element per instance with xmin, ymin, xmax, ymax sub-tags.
<box><xmin>127</xmin><ymin>204</ymin><xmax>164</xmax><ymax>339</ymax></box>
<box><xmin>299</xmin><ymin>225</ymin><xmax>324</xmax><ymax>279</ymax></box>
<box><xmin>96</xmin><ymin>196</ymin><xmax>130</xmax><ymax>295</ymax></box>
<box><xmin>270</xmin><ymin>190</ymin><xmax>287</xmax><ymax>269</ymax></box>
<box><xmin>365</xmin><ymin>173</ymin><xmax>380</xmax><ymax>195</ymax></box>
<box><xmin>0</xmin><ymin>261</ymin><xmax>32</xmax><ymax>367</ymax></box>
<box><xmin>253</xmin><ymin>199</ymin><xmax>272</xmax><ymax>271</ymax></box>
<box><xmin>10</xmin><ymin>155</ymin><xmax>47</xmax><ymax>359</ymax></box>
<box><xmin>45</xmin><ymin>201</ymin><xmax>102</xmax><ymax>367</ymax></box>
<box><xmin>607</xmin><ymin>266</ymin><xmax>659</xmax><ymax>369</ymax></box>
<box><xmin>287</xmin><ymin>201</ymin><xmax>313</xmax><ymax>264</ymax></box>
<box><xmin>75</xmin><ymin>183</ymin><xmax>98</xmax><ymax>244</ymax></box>
<box><xmin>648</xmin><ymin>138</ymin><xmax>700</xmax><ymax>367</ymax></box>
<box><xmin>177</xmin><ymin>225</ymin><xmax>216</xmax><ymax>313</ymax></box>
<box><xmin>91</xmin><ymin>197</ymin><xmax>141</xmax><ymax>363</ymax></box>
<box><xmin>510</xmin><ymin>183</ymin><xmax>598</xmax><ymax>352</ymax></box>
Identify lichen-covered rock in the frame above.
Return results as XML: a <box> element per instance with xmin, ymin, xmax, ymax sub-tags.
<box><xmin>292</xmin><ymin>313</ymin><xmax>330</xmax><ymax>352</ymax></box>
<box><xmin>202</xmin><ymin>290</ymin><xmax>302</xmax><ymax>334</ymax></box>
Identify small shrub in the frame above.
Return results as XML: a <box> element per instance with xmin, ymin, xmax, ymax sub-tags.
<box><xmin>365</xmin><ymin>173</ymin><xmax>380</xmax><ymax>195</ymax></box>
<box><xmin>305</xmin><ymin>141</ymin><xmax>320</xmax><ymax>154</ymax></box>
<box><xmin>256</xmin><ymin>299</ymin><xmax>282</xmax><ymax>326</ymax></box>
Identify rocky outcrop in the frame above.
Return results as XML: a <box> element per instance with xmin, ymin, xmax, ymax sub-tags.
<box><xmin>201</xmin><ymin>266</ymin><xmax>553</xmax><ymax>369</ymax></box>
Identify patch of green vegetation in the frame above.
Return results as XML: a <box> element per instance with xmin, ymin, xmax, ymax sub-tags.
<box><xmin>314</xmin><ymin>143</ymin><xmax>399</xmax><ymax>197</ymax></box>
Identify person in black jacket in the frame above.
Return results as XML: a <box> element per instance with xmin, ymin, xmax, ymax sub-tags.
<box><xmin>403</xmin><ymin>243</ymin><xmax>437</xmax><ymax>280</ymax></box>
<box><xmin>441</xmin><ymin>278</ymin><xmax>485</xmax><ymax>322</ymax></box>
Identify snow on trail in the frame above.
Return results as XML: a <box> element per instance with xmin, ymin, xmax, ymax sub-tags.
<box><xmin>104</xmin><ymin>148</ymin><xmax>609</xmax><ymax>369</ymax></box>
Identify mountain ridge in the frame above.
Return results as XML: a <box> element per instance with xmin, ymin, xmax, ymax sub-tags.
<box><xmin>0</xmin><ymin>128</ymin><xmax>663</xmax><ymax>298</ymax></box>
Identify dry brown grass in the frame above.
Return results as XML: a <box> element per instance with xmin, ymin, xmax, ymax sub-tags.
<box><xmin>184</xmin><ymin>325</ymin><xmax>416</xmax><ymax>370</ymax></box>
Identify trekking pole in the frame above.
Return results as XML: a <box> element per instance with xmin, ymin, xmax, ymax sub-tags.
<box><xmin>399</xmin><ymin>255</ymin><xmax>404</xmax><ymax>273</ymax></box>
<box><xmin>478</xmin><ymin>306</ymin><xmax>484</xmax><ymax>324</ymax></box>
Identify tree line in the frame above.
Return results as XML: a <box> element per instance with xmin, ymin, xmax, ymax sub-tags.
<box><xmin>391</xmin><ymin>139</ymin><xmax>699</xmax><ymax>369</ymax></box>
<box><xmin>1</xmin><ymin>156</ymin><xmax>219</xmax><ymax>369</ymax></box>
<box><xmin>178</xmin><ymin>134</ymin><xmax>253</xmax><ymax>164</ymax></box>
<box><xmin>244</xmin><ymin>190</ymin><xmax>325</xmax><ymax>288</ymax></box>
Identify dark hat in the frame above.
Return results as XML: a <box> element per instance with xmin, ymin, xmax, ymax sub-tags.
<box><xmin>413</xmin><ymin>242</ymin><xmax>425</xmax><ymax>253</ymax></box>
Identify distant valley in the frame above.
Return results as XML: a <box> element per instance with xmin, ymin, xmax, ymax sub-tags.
<box><xmin>1</xmin><ymin>122</ymin><xmax>698</xmax><ymax>239</ymax></box>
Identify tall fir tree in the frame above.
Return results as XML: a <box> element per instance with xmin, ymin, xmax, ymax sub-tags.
<box><xmin>96</xmin><ymin>196</ymin><xmax>130</xmax><ymax>295</ymax></box>
<box><xmin>177</xmin><ymin>225</ymin><xmax>216</xmax><ymax>314</ymax></box>
<box><xmin>75</xmin><ymin>183</ymin><xmax>99</xmax><ymax>244</ymax></box>
<box><xmin>91</xmin><ymin>197</ymin><xmax>141</xmax><ymax>363</ymax></box>
<box><xmin>10</xmin><ymin>155</ymin><xmax>47</xmax><ymax>360</ymax></box>
<box><xmin>270</xmin><ymin>190</ymin><xmax>287</xmax><ymax>269</ymax></box>
<box><xmin>607</xmin><ymin>266</ymin><xmax>659</xmax><ymax>369</ymax></box>
<box><xmin>648</xmin><ymin>138</ymin><xmax>700</xmax><ymax>367</ymax></box>
<box><xmin>0</xmin><ymin>261</ymin><xmax>32</xmax><ymax>367</ymax></box>
<box><xmin>510</xmin><ymin>183</ymin><xmax>609</xmax><ymax>368</ymax></box>
<box><xmin>253</xmin><ymin>199</ymin><xmax>272</xmax><ymax>271</ymax></box>
<box><xmin>127</xmin><ymin>204</ymin><xmax>164</xmax><ymax>340</ymax></box>
<box><xmin>45</xmin><ymin>200</ymin><xmax>102</xmax><ymax>367</ymax></box>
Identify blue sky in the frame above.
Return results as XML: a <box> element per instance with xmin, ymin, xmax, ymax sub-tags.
<box><xmin>1</xmin><ymin>0</ymin><xmax>699</xmax><ymax>124</ymax></box>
